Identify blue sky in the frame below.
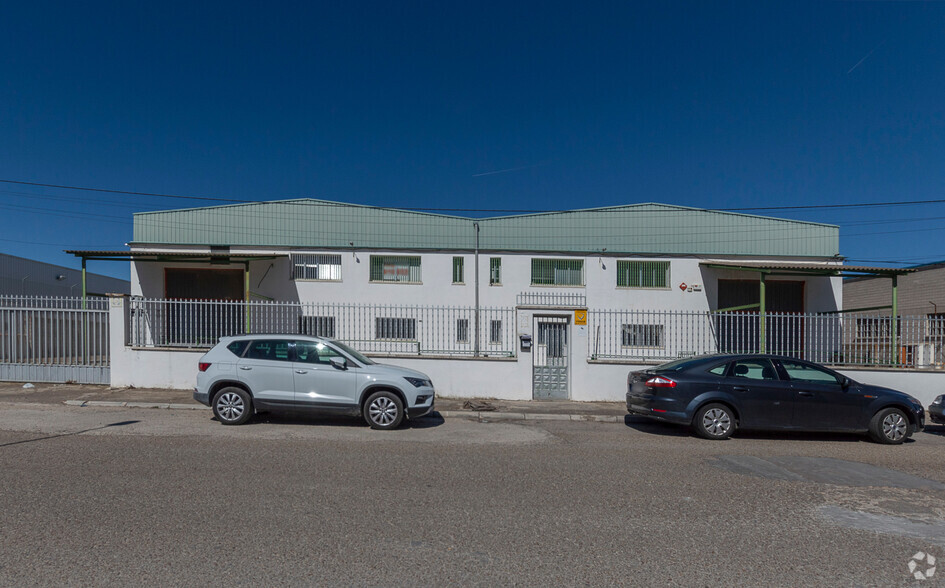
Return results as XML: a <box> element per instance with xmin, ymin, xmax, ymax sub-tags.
<box><xmin>0</xmin><ymin>1</ymin><xmax>943</xmax><ymax>279</ymax></box>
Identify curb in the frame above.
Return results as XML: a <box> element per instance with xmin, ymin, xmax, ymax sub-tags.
<box><xmin>65</xmin><ymin>400</ymin><xmax>209</xmax><ymax>411</ymax></box>
<box><xmin>65</xmin><ymin>400</ymin><xmax>623</xmax><ymax>423</ymax></box>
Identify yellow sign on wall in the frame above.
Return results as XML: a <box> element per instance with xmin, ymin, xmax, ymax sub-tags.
<box><xmin>574</xmin><ymin>310</ymin><xmax>587</xmax><ymax>325</ymax></box>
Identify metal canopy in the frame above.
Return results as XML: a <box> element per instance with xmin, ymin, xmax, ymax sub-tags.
<box><xmin>699</xmin><ymin>261</ymin><xmax>915</xmax><ymax>278</ymax></box>
<box><xmin>65</xmin><ymin>250</ymin><xmax>282</xmax><ymax>262</ymax></box>
<box><xmin>65</xmin><ymin>250</ymin><xmax>284</xmax><ymax>304</ymax></box>
<box><xmin>701</xmin><ymin>261</ymin><xmax>915</xmax><ymax>355</ymax></box>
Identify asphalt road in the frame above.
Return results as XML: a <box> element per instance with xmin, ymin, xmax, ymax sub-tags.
<box><xmin>2</xmin><ymin>403</ymin><xmax>945</xmax><ymax>586</ymax></box>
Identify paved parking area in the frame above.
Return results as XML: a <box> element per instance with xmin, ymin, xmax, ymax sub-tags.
<box><xmin>2</xmin><ymin>399</ymin><xmax>945</xmax><ymax>585</ymax></box>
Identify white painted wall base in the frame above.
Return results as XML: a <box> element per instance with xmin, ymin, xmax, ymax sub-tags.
<box><xmin>107</xmin><ymin>296</ymin><xmax>945</xmax><ymax>407</ymax></box>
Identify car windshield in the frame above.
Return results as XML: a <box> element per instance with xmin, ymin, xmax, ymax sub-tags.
<box><xmin>652</xmin><ymin>356</ymin><xmax>719</xmax><ymax>372</ymax></box>
<box><xmin>329</xmin><ymin>340</ymin><xmax>376</xmax><ymax>365</ymax></box>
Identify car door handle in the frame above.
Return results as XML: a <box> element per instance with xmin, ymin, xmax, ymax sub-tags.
<box><xmin>733</xmin><ymin>386</ymin><xmax>749</xmax><ymax>392</ymax></box>
<box><xmin>798</xmin><ymin>391</ymin><xmax>814</xmax><ymax>397</ymax></box>
<box><xmin>295</xmin><ymin>370</ymin><xmax>308</xmax><ymax>374</ymax></box>
<box><xmin>239</xmin><ymin>366</ymin><xmax>252</xmax><ymax>371</ymax></box>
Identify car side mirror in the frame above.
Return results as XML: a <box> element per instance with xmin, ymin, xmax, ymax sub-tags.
<box><xmin>840</xmin><ymin>376</ymin><xmax>851</xmax><ymax>389</ymax></box>
<box><xmin>329</xmin><ymin>356</ymin><xmax>347</xmax><ymax>370</ymax></box>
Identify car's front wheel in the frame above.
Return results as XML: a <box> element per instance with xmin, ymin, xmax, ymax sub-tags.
<box><xmin>868</xmin><ymin>407</ymin><xmax>911</xmax><ymax>444</ymax></box>
<box><xmin>364</xmin><ymin>390</ymin><xmax>404</xmax><ymax>430</ymax></box>
<box><xmin>693</xmin><ymin>403</ymin><xmax>735</xmax><ymax>440</ymax></box>
<box><xmin>212</xmin><ymin>387</ymin><xmax>253</xmax><ymax>426</ymax></box>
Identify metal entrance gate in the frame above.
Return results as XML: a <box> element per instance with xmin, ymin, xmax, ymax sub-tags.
<box><xmin>0</xmin><ymin>296</ymin><xmax>110</xmax><ymax>384</ymax></box>
<box><xmin>533</xmin><ymin>316</ymin><xmax>569</xmax><ymax>399</ymax></box>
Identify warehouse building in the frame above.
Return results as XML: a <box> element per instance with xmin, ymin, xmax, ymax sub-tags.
<box><xmin>102</xmin><ymin>199</ymin><xmax>842</xmax><ymax>309</ymax></box>
<box><xmin>71</xmin><ymin>199</ymin><xmax>866</xmax><ymax>399</ymax></box>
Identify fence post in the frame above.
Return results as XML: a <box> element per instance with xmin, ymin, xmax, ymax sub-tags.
<box><xmin>106</xmin><ymin>293</ymin><xmax>127</xmax><ymax>387</ymax></box>
<box><xmin>891</xmin><ymin>275</ymin><xmax>899</xmax><ymax>365</ymax></box>
<box><xmin>759</xmin><ymin>273</ymin><xmax>766</xmax><ymax>354</ymax></box>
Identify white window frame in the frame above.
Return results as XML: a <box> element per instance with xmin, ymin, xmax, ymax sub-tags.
<box><xmin>370</xmin><ymin>255</ymin><xmax>422</xmax><ymax>284</ymax></box>
<box><xmin>456</xmin><ymin>318</ymin><xmax>469</xmax><ymax>343</ymax></box>
<box><xmin>299</xmin><ymin>316</ymin><xmax>336</xmax><ymax>338</ymax></box>
<box><xmin>291</xmin><ymin>253</ymin><xmax>342</xmax><ymax>281</ymax></box>
<box><xmin>616</xmin><ymin>260</ymin><xmax>670</xmax><ymax>289</ymax></box>
<box><xmin>621</xmin><ymin>324</ymin><xmax>664</xmax><ymax>348</ymax></box>
<box><xmin>489</xmin><ymin>319</ymin><xmax>503</xmax><ymax>344</ymax></box>
<box><xmin>489</xmin><ymin>257</ymin><xmax>502</xmax><ymax>286</ymax></box>
<box><xmin>530</xmin><ymin>258</ymin><xmax>585</xmax><ymax>287</ymax></box>
<box><xmin>375</xmin><ymin>317</ymin><xmax>418</xmax><ymax>341</ymax></box>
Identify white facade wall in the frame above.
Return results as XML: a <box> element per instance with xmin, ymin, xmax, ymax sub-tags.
<box><xmin>131</xmin><ymin>249</ymin><xmax>842</xmax><ymax>312</ymax></box>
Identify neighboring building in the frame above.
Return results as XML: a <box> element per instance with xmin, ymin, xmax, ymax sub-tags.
<box><xmin>844</xmin><ymin>262</ymin><xmax>945</xmax><ymax>316</ymax></box>
<box><xmin>0</xmin><ymin>252</ymin><xmax>129</xmax><ymax>297</ymax></box>
<box><xmin>844</xmin><ymin>263</ymin><xmax>945</xmax><ymax>367</ymax></box>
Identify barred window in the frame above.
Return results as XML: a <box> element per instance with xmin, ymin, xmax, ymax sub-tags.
<box><xmin>453</xmin><ymin>257</ymin><xmax>465</xmax><ymax>284</ymax></box>
<box><xmin>531</xmin><ymin>258</ymin><xmax>584</xmax><ymax>286</ymax></box>
<box><xmin>291</xmin><ymin>254</ymin><xmax>342</xmax><ymax>281</ymax></box>
<box><xmin>617</xmin><ymin>261</ymin><xmax>670</xmax><ymax>289</ymax></box>
<box><xmin>929</xmin><ymin>313</ymin><xmax>945</xmax><ymax>338</ymax></box>
<box><xmin>490</xmin><ymin>258</ymin><xmax>502</xmax><ymax>285</ymax></box>
<box><xmin>299</xmin><ymin>316</ymin><xmax>336</xmax><ymax>338</ymax></box>
<box><xmin>370</xmin><ymin>256</ymin><xmax>422</xmax><ymax>283</ymax></box>
<box><xmin>375</xmin><ymin>317</ymin><xmax>417</xmax><ymax>340</ymax></box>
<box><xmin>490</xmin><ymin>319</ymin><xmax>503</xmax><ymax>344</ymax></box>
<box><xmin>621</xmin><ymin>324</ymin><xmax>664</xmax><ymax>347</ymax></box>
<box><xmin>856</xmin><ymin>317</ymin><xmax>899</xmax><ymax>340</ymax></box>
<box><xmin>456</xmin><ymin>319</ymin><xmax>469</xmax><ymax>343</ymax></box>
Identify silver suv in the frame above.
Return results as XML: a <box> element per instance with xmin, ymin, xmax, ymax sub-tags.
<box><xmin>194</xmin><ymin>335</ymin><xmax>435</xmax><ymax>429</ymax></box>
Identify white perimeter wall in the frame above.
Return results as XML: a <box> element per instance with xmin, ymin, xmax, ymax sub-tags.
<box><xmin>113</xmin><ymin>296</ymin><xmax>943</xmax><ymax>407</ymax></box>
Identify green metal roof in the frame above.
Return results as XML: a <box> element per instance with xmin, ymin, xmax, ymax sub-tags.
<box><xmin>132</xmin><ymin>199</ymin><xmax>839</xmax><ymax>257</ymax></box>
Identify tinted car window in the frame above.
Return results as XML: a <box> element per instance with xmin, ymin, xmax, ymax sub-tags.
<box><xmin>708</xmin><ymin>363</ymin><xmax>729</xmax><ymax>376</ymax></box>
<box><xmin>730</xmin><ymin>358</ymin><xmax>778</xmax><ymax>381</ymax></box>
<box><xmin>226</xmin><ymin>340</ymin><xmax>249</xmax><ymax>357</ymax></box>
<box><xmin>654</xmin><ymin>357</ymin><xmax>720</xmax><ymax>372</ymax></box>
<box><xmin>780</xmin><ymin>360</ymin><xmax>841</xmax><ymax>385</ymax></box>
<box><xmin>244</xmin><ymin>340</ymin><xmax>292</xmax><ymax>362</ymax></box>
<box><xmin>295</xmin><ymin>341</ymin><xmax>344</xmax><ymax>364</ymax></box>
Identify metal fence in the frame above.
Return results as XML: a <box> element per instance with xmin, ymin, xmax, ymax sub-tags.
<box><xmin>0</xmin><ymin>295</ymin><xmax>110</xmax><ymax>384</ymax></box>
<box><xmin>125</xmin><ymin>297</ymin><xmax>945</xmax><ymax>369</ymax></box>
<box><xmin>128</xmin><ymin>298</ymin><xmax>517</xmax><ymax>357</ymax></box>
<box><xmin>516</xmin><ymin>291</ymin><xmax>587</xmax><ymax>307</ymax></box>
<box><xmin>589</xmin><ymin>310</ymin><xmax>945</xmax><ymax>368</ymax></box>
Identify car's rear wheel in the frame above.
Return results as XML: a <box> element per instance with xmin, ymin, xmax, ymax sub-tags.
<box><xmin>693</xmin><ymin>403</ymin><xmax>735</xmax><ymax>440</ymax></box>
<box><xmin>364</xmin><ymin>390</ymin><xmax>404</xmax><ymax>430</ymax></box>
<box><xmin>869</xmin><ymin>407</ymin><xmax>910</xmax><ymax>444</ymax></box>
<box><xmin>213</xmin><ymin>387</ymin><xmax>252</xmax><ymax>425</ymax></box>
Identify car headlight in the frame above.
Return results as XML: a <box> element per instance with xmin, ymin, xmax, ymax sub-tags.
<box><xmin>404</xmin><ymin>377</ymin><xmax>432</xmax><ymax>388</ymax></box>
<box><xmin>933</xmin><ymin>395</ymin><xmax>944</xmax><ymax>406</ymax></box>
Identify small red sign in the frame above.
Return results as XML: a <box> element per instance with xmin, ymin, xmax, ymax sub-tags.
<box><xmin>679</xmin><ymin>283</ymin><xmax>688</xmax><ymax>291</ymax></box>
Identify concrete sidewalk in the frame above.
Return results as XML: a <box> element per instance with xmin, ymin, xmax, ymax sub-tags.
<box><xmin>0</xmin><ymin>381</ymin><xmax>628</xmax><ymax>423</ymax></box>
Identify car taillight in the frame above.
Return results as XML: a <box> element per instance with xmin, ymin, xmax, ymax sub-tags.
<box><xmin>199</xmin><ymin>362</ymin><xmax>212</xmax><ymax>372</ymax></box>
<box><xmin>645</xmin><ymin>376</ymin><xmax>677</xmax><ymax>388</ymax></box>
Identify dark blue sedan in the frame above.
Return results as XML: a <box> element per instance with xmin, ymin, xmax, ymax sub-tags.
<box><xmin>626</xmin><ymin>354</ymin><xmax>925</xmax><ymax>444</ymax></box>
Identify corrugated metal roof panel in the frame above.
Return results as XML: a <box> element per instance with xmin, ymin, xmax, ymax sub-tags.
<box><xmin>132</xmin><ymin>199</ymin><xmax>839</xmax><ymax>257</ymax></box>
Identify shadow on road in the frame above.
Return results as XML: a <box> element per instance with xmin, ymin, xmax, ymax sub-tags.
<box><xmin>0</xmin><ymin>420</ymin><xmax>141</xmax><ymax>448</ymax></box>
<box><xmin>623</xmin><ymin>414</ymin><xmax>887</xmax><ymax>443</ymax></box>
<box><xmin>214</xmin><ymin>411</ymin><xmax>446</xmax><ymax>430</ymax></box>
